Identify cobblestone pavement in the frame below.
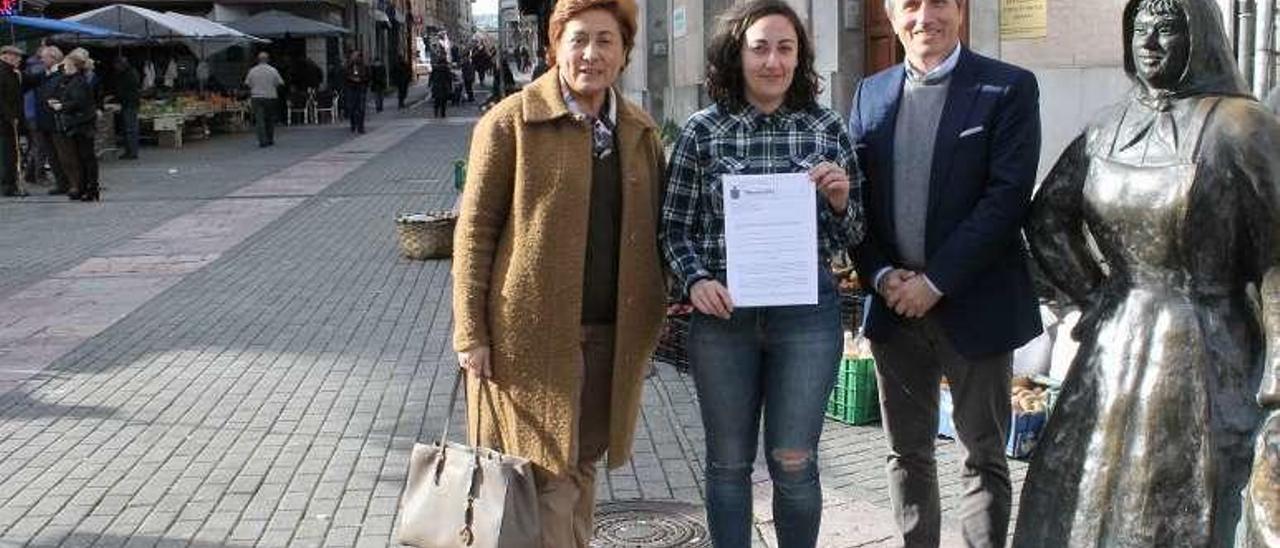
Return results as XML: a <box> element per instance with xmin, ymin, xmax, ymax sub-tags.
<box><xmin>0</xmin><ymin>87</ymin><xmax>1027</xmax><ymax>547</ymax></box>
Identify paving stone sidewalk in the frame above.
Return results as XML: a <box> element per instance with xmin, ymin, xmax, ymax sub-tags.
<box><xmin>0</xmin><ymin>102</ymin><xmax>1025</xmax><ymax>547</ymax></box>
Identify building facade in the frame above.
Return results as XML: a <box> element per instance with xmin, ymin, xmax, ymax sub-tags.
<box><xmin>412</xmin><ymin>0</ymin><xmax>472</xmax><ymax>40</ymax></box>
<box><xmin>648</xmin><ymin>0</ymin><xmax>1270</xmax><ymax>180</ymax></box>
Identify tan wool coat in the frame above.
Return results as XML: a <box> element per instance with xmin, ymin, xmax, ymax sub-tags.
<box><xmin>452</xmin><ymin>72</ymin><xmax>667</xmax><ymax>476</ymax></box>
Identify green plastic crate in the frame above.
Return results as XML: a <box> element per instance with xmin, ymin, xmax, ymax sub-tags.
<box><xmin>826</xmin><ymin>357</ymin><xmax>880</xmax><ymax>425</ymax></box>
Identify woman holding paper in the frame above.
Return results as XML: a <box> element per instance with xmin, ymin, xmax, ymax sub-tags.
<box><xmin>659</xmin><ymin>1</ymin><xmax>865</xmax><ymax>546</ymax></box>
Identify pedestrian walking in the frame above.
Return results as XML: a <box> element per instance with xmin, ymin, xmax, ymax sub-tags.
<box><xmin>658</xmin><ymin>2</ymin><xmax>864</xmax><ymax>546</ymax></box>
<box><xmin>428</xmin><ymin>53</ymin><xmax>451</xmax><ymax>118</ymax></box>
<box><xmin>49</xmin><ymin>48</ymin><xmax>99</xmax><ymax>202</ymax></box>
<box><xmin>459</xmin><ymin>49</ymin><xmax>475</xmax><ymax>103</ymax></box>
<box><xmin>517</xmin><ymin>45</ymin><xmax>530</xmax><ymax>73</ymax></box>
<box><xmin>391</xmin><ymin>56</ymin><xmax>410</xmax><ymax>109</ymax></box>
<box><xmin>0</xmin><ymin>45</ymin><xmax>27</xmax><ymax>197</ymax></box>
<box><xmin>112</xmin><ymin>56</ymin><xmax>140</xmax><ymax>160</ymax></box>
<box><xmin>452</xmin><ymin>0</ymin><xmax>666</xmax><ymax>546</ymax></box>
<box><xmin>370</xmin><ymin>57</ymin><xmax>386</xmax><ymax>112</ymax></box>
<box><xmin>472</xmin><ymin>43</ymin><xmax>490</xmax><ymax>86</ymax></box>
<box><xmin>343</xmin><ymin>50</ymin><xmax>369</xmax><ymax>133</ymax></box>
<box><xmin>531</xmin><ymin>47</ymin><xmax>549</xmax><ymax>80</ymax></box>
<box><xmin>847</xmin><ymin>0</ymin><xmax>1043</xmax><ymax>546</ymax></box>
<box><xmin>30</xmin><ymin>46</ymin><xmax>70</xmax><ymax>195</ymax></box>
<box><xmin>244</xmin><ymin>52</ymin><xmax>283</xmax><ymax>147</ymax></box>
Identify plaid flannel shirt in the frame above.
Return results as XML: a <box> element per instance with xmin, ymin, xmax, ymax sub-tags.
<box><xmin>660</xmin><ymin>103</ymin><xmax>866</xmax><ymax>297</ymax></box>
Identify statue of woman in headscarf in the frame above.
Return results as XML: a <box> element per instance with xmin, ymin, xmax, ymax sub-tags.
<box><xmin>1015</xmin><ymin>0</ymin><xmax>1280</xmax><ymax>546</ymax></box>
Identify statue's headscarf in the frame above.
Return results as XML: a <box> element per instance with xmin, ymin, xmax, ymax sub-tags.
<box><xmin>1122</xmin><ymin>0</ymin><xmax>1250</xmax><ymax>107</ymax></box>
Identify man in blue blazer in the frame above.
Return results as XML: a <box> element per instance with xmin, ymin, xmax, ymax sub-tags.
<box><xmin>848</xmin><ymin>1</ymin><xmax>1042</xmax><ymax>546</ymax></box>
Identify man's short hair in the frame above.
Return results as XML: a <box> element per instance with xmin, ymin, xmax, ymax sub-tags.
<box><xmin>257</xmin><ymin>52</ymin><xmax>270</xmax><ymax>62</ymax></box>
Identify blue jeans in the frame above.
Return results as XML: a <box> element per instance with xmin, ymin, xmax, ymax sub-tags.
<box><xmin>688</xmin><ymin>269</ymin><xmax>843</xmax><ymax>548</ymax></box>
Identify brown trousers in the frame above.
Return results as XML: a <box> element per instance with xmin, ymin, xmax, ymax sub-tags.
<box><xmin>533</xmin><ymin>324</ymin><xmax>615</xmax><ymax>548</ymax></box>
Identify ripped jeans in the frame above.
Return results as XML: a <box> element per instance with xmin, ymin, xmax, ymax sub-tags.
<box><xmin>688</xmin><ymin>270</ymin><xmax>843</xmax><ymax>548</ymax></box>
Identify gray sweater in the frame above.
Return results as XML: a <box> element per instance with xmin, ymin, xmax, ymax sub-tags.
<box><xmin>892</xmin><ymin>74</ymin><xmax>950</xmax><ymax>269</ymax></box>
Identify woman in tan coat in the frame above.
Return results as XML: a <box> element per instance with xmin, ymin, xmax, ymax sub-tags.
<box><xmin>451</xmin><ymin>0</ymin><xmax>666</xmax><ymax>546</ymax></box>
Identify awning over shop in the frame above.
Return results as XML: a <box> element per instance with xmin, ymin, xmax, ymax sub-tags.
<box><xmin>1</xmin><ymin>14</ymin><xmax>137</xmax><ymax>41</ymax></box>
<box><xmin>224</xmin><ymin>10</ymin><xmax>348</xmax><ymax>38</ymax></box>
<box><xmin>61</xmin><ymin>4</ymin><xmax>267</xmax><ymax>57</ymax></box>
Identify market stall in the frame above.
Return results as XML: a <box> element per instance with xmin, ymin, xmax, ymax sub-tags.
<box><xmin>138</xmin><ymin>94</ymin><xmax>249</xmax><ymax>148</ymax></box>
<box><xmin>57</xmin><ymin>5</ymin><xmax>266</xmax><ymax>149</ymax></box>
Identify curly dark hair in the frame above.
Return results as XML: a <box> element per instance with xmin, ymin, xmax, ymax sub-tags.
<box><xmin>705</xmin><ymin>0</ymin><xmax>821</xmax><ymax>113</ymax></box>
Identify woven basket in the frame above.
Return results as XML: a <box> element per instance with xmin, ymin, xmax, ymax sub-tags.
<box><xmin>395</xmin><ymin>210</ymin><xmax>458</xmax><ymax>260</ymax></box>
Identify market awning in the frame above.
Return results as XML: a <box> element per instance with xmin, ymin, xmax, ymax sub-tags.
<box><xmin>223</xmin><ymin>10</ymin><xmax>348</xmax><ymax>38</ymax></box>
<box><xmin>0</xmin><ymin>15</ymin><xmax>138</xmax><ymax>41</ymax></box>
<box><xmin>60</xmin><ymin>4</ymin><xmax>267</xmax><ymax>57</ymax></box>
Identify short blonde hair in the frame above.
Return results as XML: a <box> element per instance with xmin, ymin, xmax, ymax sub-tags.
<box><xmin>62</xmin><ymin>48</ymin><xmax>93</xmax><ymax>73</ymax></box>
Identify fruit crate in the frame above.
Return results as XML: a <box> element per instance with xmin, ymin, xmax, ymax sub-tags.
<box><xmin>826</xmin><ymin>357</ymin><xmax>879</xmax><ymax>425</ymax></box>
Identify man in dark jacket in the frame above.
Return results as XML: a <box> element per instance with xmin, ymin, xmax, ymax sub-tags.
<box><xmin>390</xmin><ymin>56</ymin><xmax>410</xmax><ymax>108</ymax></box>
<box><xmin>459</xmin><ymin>48</ymin><xmax>474</xmax><ymax>103</ymax></box>
<box><xmin>112</xmin><ymin>56</ymin><xmax>140</xmax><ymax>160</ymax></box>
<box><xmin>0</xmin><ymin>45</ymin><xmax>26</xmax><ymax>197</ymax></box>
<box><xmin>29</xmin><ymin>46</ymin><xmax>70</xmax><ymax>195</ymax></box>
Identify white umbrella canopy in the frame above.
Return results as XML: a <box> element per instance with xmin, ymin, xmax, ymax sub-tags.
<box><xmin>224</xmin><ymin>10</ymin><xmax>349</xmax><ymax>39</ymax></box>
<box><xmin>60</xmin><ymin>4</ymin><xmax>266</xmax><ymax>57</ymax></box>
<box><xmin>163</xmin><ymin>11</ymin><xmax>267</xmax><ymax>58</ymax></box>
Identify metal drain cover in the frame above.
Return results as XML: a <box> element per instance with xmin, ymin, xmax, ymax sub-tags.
<box><xmin>592</xmin><ymin>500</ymin><xmax>711</xmax><ymax>547</ymax></box>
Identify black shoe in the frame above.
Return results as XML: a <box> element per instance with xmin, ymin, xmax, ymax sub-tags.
<box><xmin>67</xmin><ymin>192</ymin><xmax>81</xmax><ymax>200</ymax></box>
<box><xmin>49</xmin><ymin>188</ymin><xmax>67</xmax><ymax>195</ymax></box>
<box><xmin>259</xmin><ymin>142</ymin><xmax>269</xmax><ymax>148</ymax></box>
<box><xmin>119</xmin><ymin>153</ymin><xmax>138</xmax><ymax>160</ymax></box>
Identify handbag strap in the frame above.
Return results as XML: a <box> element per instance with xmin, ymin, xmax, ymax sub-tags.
<box><xmin>439</xmin><ymin>368</ymin><xmax>467</xmax><ymax>446</ymax></box>
<box><xmin>439</xmin><ymin>368</ymin><xmax>496</xmax><ymax>450</ymax></box>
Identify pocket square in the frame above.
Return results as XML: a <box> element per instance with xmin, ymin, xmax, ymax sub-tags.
<box><xmin>959</xmin><ymin>126</ymin><xmax>985</xmax><ymax>138</ymax></box>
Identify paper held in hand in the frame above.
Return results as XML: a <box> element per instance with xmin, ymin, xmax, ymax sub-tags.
<box><xmin>723</xmin><ymin>172</ymin><xmax>818</xmax><ymax>307</ymax></box>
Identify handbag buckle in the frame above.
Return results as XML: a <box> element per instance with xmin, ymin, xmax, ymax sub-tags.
<box><xmin>459</xmin><ymin>494</ymin><xmax>477</xmax><ymax>545</ymax></box>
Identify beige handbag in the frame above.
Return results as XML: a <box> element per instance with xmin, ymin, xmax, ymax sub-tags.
<box><xmin>397</xmin><ymin>371</ymin><xmax>541</xmax><ymax>547</ymax></box>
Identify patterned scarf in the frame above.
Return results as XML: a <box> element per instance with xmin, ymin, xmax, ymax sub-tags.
<box><xmin>562</xmin><ymin>79</ymin><xmax>615</xmax><ymax>159</ymax></box>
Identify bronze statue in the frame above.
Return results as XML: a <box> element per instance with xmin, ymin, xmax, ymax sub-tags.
<box><xmin>1015</xmin><ymin>0</ymin><xmax>1280</xmax><ymax>546</ymax></box>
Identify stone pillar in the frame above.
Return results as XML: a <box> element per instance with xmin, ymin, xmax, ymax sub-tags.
<box><xmin>968</xmin><ymin>0</ymin><xmax>1001</xmax><ymax>58</ymax></box>
<box><xmin>619</xmin><ymin>0</ymin><xmax>649</xmax><ymax>108</ymax></box>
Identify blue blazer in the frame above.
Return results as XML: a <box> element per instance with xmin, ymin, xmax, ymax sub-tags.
<box><xmin>848</xmin><ymin>48</ymin><xmax>1043</xmax><ymax>358</ymax></box>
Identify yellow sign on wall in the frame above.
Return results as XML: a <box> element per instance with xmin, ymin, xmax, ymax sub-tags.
<box><xmin>1001</xmin><ymin>0</ymin><xmax>1048</xmax><ymax>40</ymax></box>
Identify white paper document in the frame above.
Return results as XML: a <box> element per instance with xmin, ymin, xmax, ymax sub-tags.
<box><xmin>723</xmin><ymin>172</ymin><xmax>818</xmax><ymax>307</ymax></box>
